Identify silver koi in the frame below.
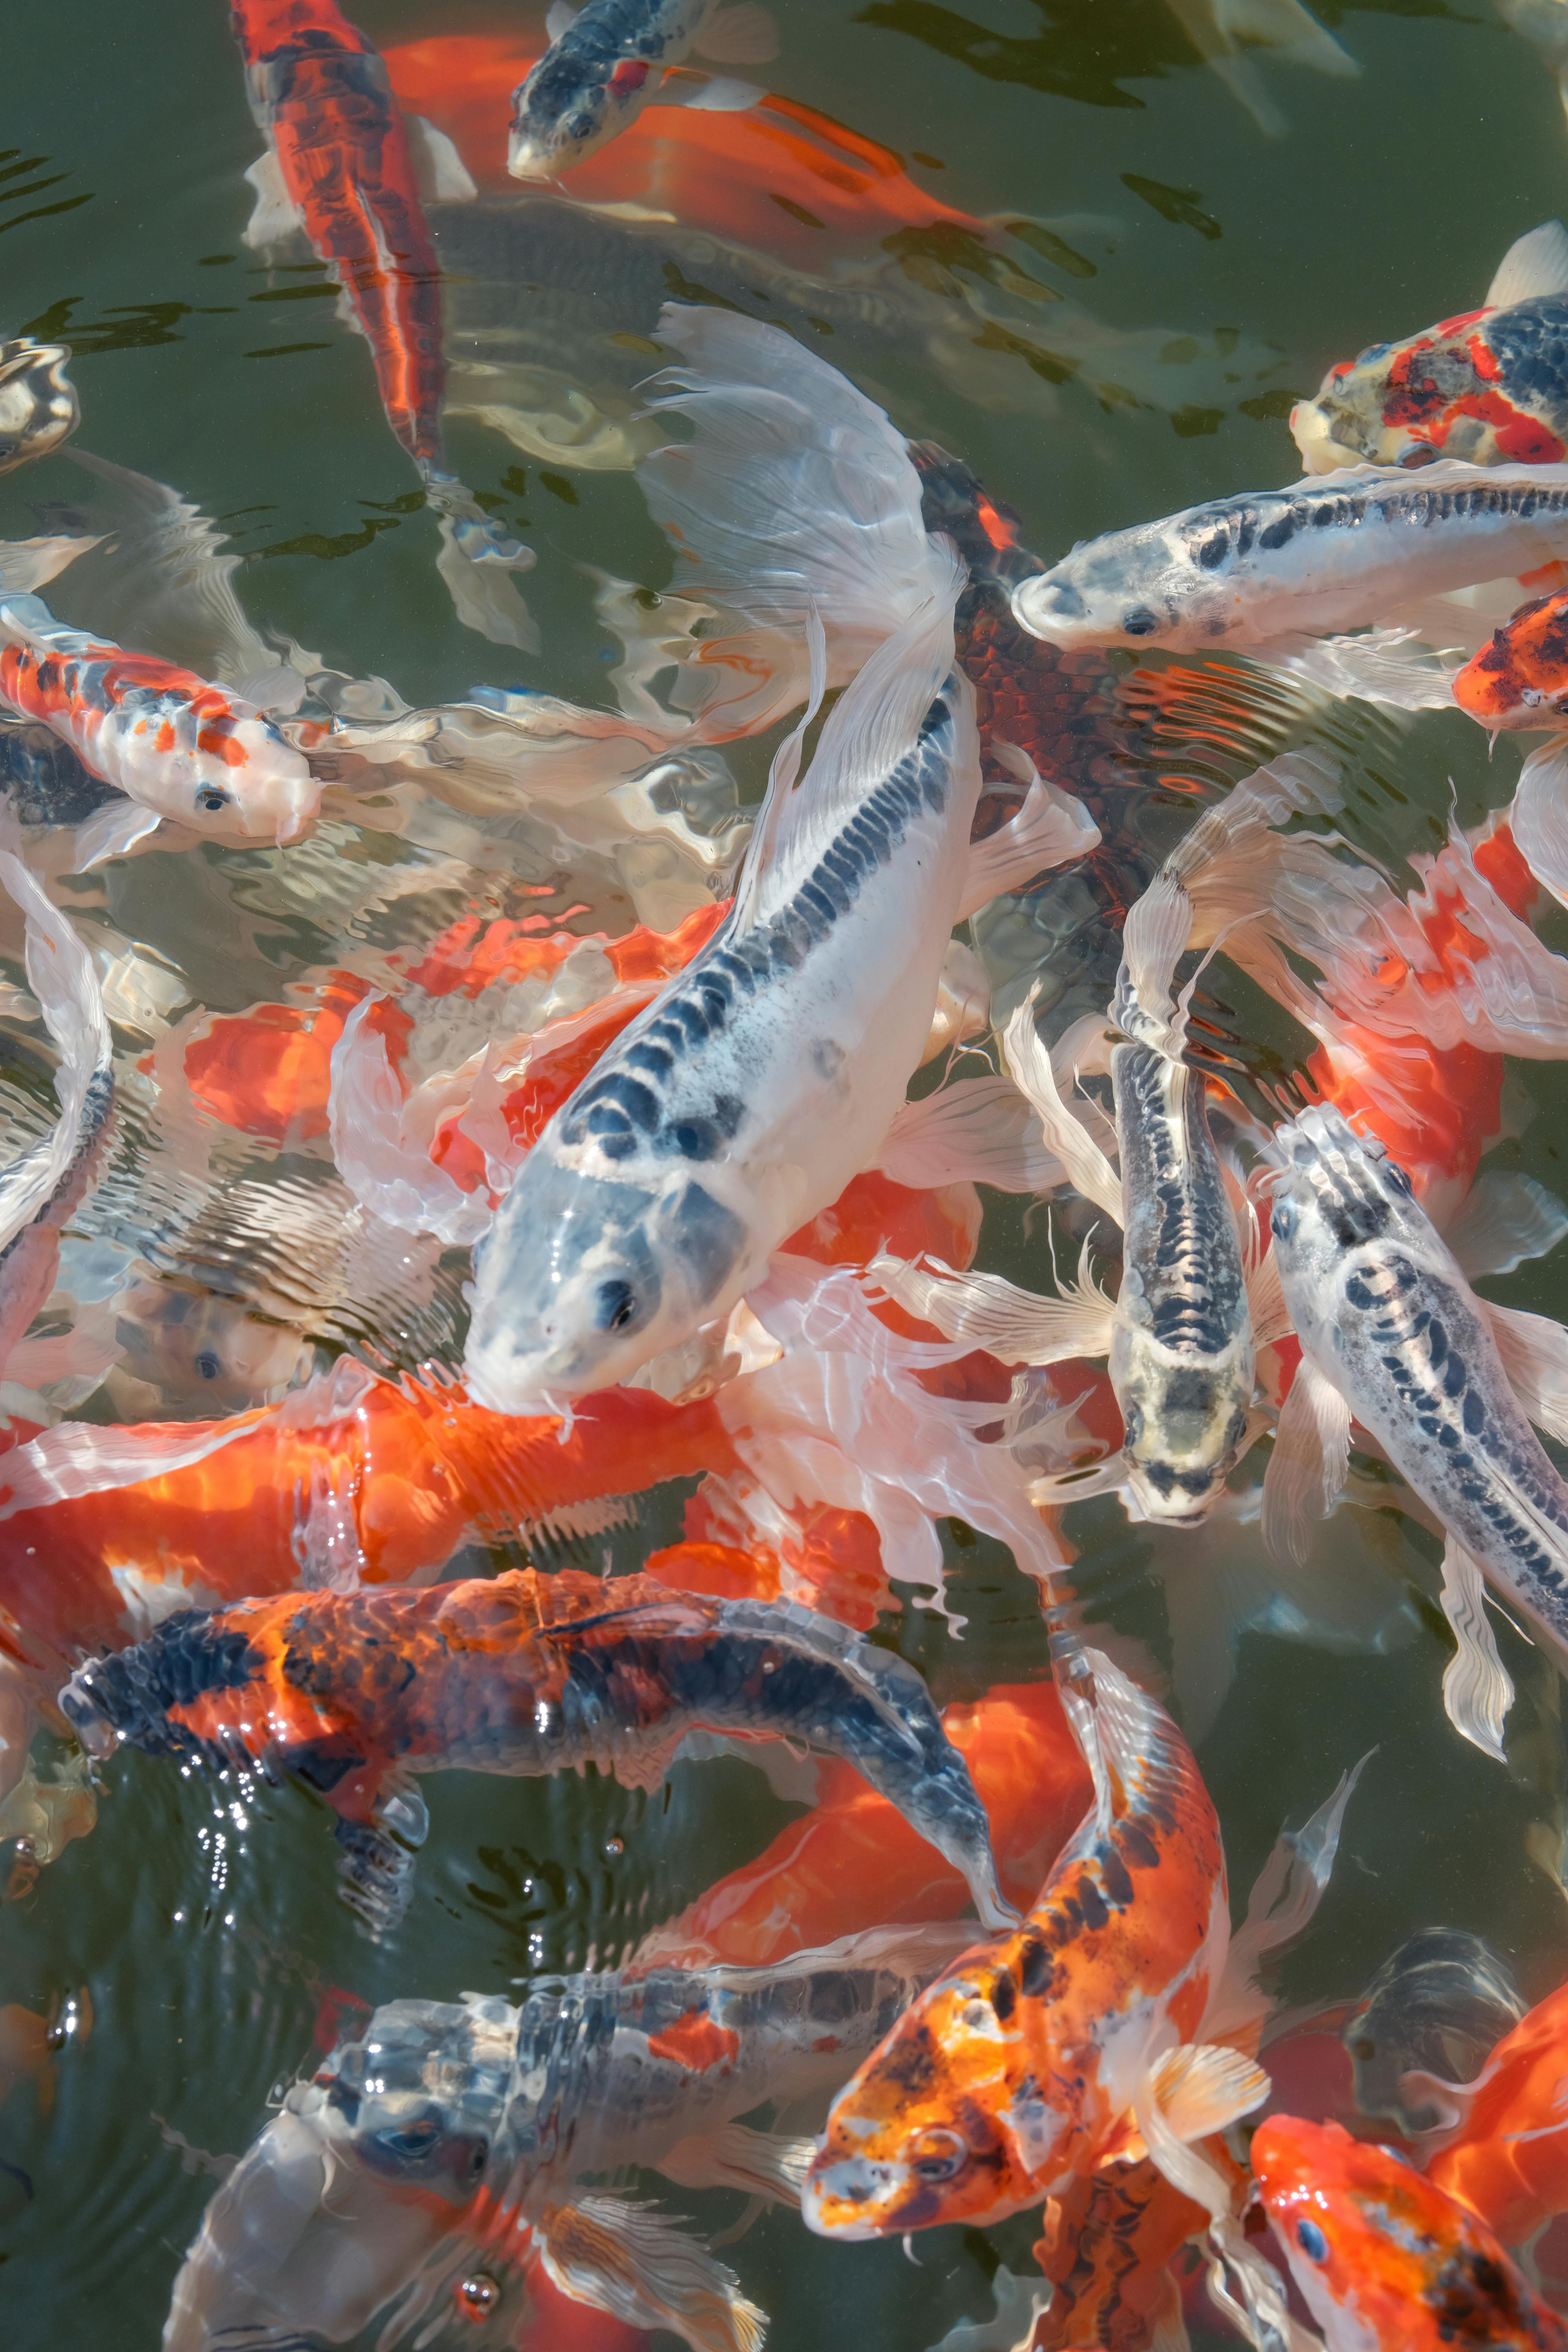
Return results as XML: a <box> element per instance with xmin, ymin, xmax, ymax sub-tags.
<box><xmin>1266</xmin><ymin>1104</ymin><xmax>1568</xmax><ymax>1751</ymax></box>
<box><xmin>1010</xmin><ymin>460</ymin><xmax>1568</xmax><ymax>655</ymax></box>
<box><xmin>162</xmin><ymin>1926</ymin><xmax>970</xmax><ymax>2352</ymax></box>
<box><xmin>508</xmin><ymin>0</ymin><xmax>778</xmax><ymax>182</ymax></box>
<box><xmin>0</xmin><ymin>339</ymin><xmax>78</xmax><ymax>475</ymax></box>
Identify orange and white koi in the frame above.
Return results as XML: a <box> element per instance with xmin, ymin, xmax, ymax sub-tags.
<box><xmin>1424</xmin><ymin>1980</ymin><xmax>1568</xmax><ymax>2249</ymax></box>
<box><xmin>801</xmin><ymin>1653</ymin><xmax>1263</xmax><ymax>2239</ymax></box>
<box><xmin>1253</xmin><ymin>2113</ymin><xmax>1568</xmax><ymax>2352</ymax></box>
<box><xmin>0</xmin><ymin>593</ymin><xmax>318</xmax><ymax>843</ymax></box>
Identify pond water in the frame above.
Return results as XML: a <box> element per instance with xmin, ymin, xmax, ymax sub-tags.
<box><xmin>6</xmin><ymin>2</ymin><xmax>1568</xmax><ymax>2349</ymax></box>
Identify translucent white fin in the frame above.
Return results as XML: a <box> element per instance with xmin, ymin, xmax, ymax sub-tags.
<box><xmin>1486</xmin><ymin>219</ymin><xmax>1568</xmax><ymax>308</ymax></box>
<box><xmin>69</xmin><ymin>798</ymin><xmax>162</xmax><ymax>870</ymax></box>
<box><xmin>1147</xmin><ymin>2042</ymin><xmax>1270</xmax><ymax>2143</ymax></box>
<box><xmin>0</xmin><ymin>537</ymin><xmax>103</xmax><ymax>608</ymax></box>
<box><xmin>404</xmin><ymin>115</ymin><xmax>477</xmax><ymax>203</ymax></box>
<box><xmin>1001</xmin><ymin>994</ymin><xmax>1122</xmax><ymax>1225</ymax></box>
<box><xmin>1263</xmin><ymin>626</ymin><xmax>1462</xmax><ymax>709</ymax></box>
<box><xmin>1210</xmin><ymin>0</ymin><xmax>1360</xmax><ymax>74</ymax></box>
<box><xmin>327</xmin><ymin>997</ymin><xmax>493</xmax><ymax>1248</ymax></box>
<box><xmin>241</xmin><ymin>149</ymin><xmax>304</xmax><ymax>249</ymax></box>
<box><xmin>738</xmin><ymin>571</ymin><xmax>967</xmax><ymax>929</ymax></box>
<box><xmin>1245</xmin><ymin>1238</ymin><xmax>1291</xmax><ymax>1348</ymax></box>
<box><xmin>536</xmin><ymin>2195</ymin><xmax>767</xmax><ymax>2352</ymax></box>
<box><xmin>922</xmin><ymin>2269</ymin><xmax>1054</xmax><ymax>2352</ymax></box>
<box><xmin>1511</xmin><ymin>742</ymin><xmax>1568</xmax><ymax>915</ymax></box>
<box><xmin>1446</xmin><ymin>1171</ymin><xmax>1568</xmax><ymax>1280</ymax></box>
<box><xmin>1204</xmin><ymin>1752</ymin><xmax>1371</xmax><ymax>2047</ymax></box>
<box><xmin>694</xmin><ymin>3</ymin><xmax>780</xmax><ymax>64</ymax></box>
<box><xmin>1440</xmin><ymin>1536</ymin><xmax>1514</xmax><ymax>1762</ymax></box>
<box><xmin>546</xmin><ymin>0</ymin><xmax>578</xmax><ymax>34</ymax></box>
<box><xmin>434</xmin><ymin>518</ymin><xmax>540</xmax><ymax>653</ymax></box>
<box><xmin>956</xmin><ymin>758</ymin><xmax>1099</xmax><ymax>921</ymax></box>
<box><xmin>1480</xmin><ymin>1298</ymin><xmax>1568</xmax><ymax>1444</ymax></box>
<box><xmin>1261</xmin><ymin>1357</ymin><xmax>1351</xmax><ymax>1569</ymax></box>
<box><xmin>655</xmin><ymin>2122</ymin><xmax>813</xmax><ymax>2203</ymax></box>
<box><xmin>867</xmin><ymin>1246</ymin><xmax>1116</xmax><ymax>1364</ymax></box>
<box><xmin>637</xmin><ymin>306</ymin><xmax>937</xmax><ymax>707</ymax></box>
<box><xmin>874</xmin><ymin>1076</ymin><xmax>1066</xmax><ymax>1194</ymax></box>
<box><xmin>677</xmin><ymin>75</ymin><xmax>767</xmax><ymax>110</ymax></box>
<box><xmin>0</xmin><ymin>843</ymin><xmax>110</xmax><ymax>1256</ymax></box>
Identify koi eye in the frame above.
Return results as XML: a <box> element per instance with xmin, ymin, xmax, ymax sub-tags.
<box><xmin>1295</xmin><ymin>2219</ymin><xmax>1329</xmax><ymax>2263</ymax></box>
<box><xmin>374</xmin><ymin>2116</ymin><xmax>442</xmax><ymax>2163</ymax></box>
<box><xmin>908</xmin><ymin>2127</ymin><xmax>967</xmax><ymax>2183</ymax></box>
<box><xmin>459</xmin><ymin>2273</ymin><xmax>501</xmax><ymax>2317</ymax></box>
<box><xmin>594</xmin><ymin>1277</ymin><xmax>640</xmax><ymax>1332</ymax></box>
<box><xmin>195</xmin><ymin>1350</ymin><xmax>221</xmax><ymax>1381</ymax></box>
<box><xmin>196</xmin><ymin>786</ymin><xmax>231</xmax><ymax>813</ymax></box>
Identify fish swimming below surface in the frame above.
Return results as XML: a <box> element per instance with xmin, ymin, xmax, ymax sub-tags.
<box><xmin>1264</xmin><ymin>1103</ymin><xmax>1568</xmax><ymax>1760</ymax></box>
<box><xmin>162</xmin><ymin>1926</ymin><xmax>974</xmax><ymax>2352</ymax></box>
<box><xmin>58</xmin><ymin>1568</ymin><xmax>1016</xmax><ymax>1936</ymax></box>
<box><xmin>1252</xmin><ymin>2113</ymin><xmax>1568</xmax><ymax>2352</ymax></box>
<box><xmin>1424</xmin><ymin>1978</ymin><xmax>1568</xmax><ymax>2246</ymax></box>
<box><xmin>1451</xmin><ymin>581</ymin><xmax>1568</xmax><ymax>727</ymax></box>
<box><xmin>0</xmin><ymin>339</ymin><xmax>78</xmax><ymax>476</ymax></box>
<box><xmin>801</xmin><ymin>1650</ymin><xmax>1260</xmax><ymax>2239</ymax></box>
<box><xmin>1291</xmin><ymin>220</ymin><xmax>1568</xmax><ymax>473</ymax></box>
<box><xmin>1340</xmin><ymin>1928</ymin><xmax>1527</xmax><ymax>2135</ymax></box>
<box><xmin>508</xmin><ymin>0</ymin><xmax>779</xmax><ymax>182</ymax></box>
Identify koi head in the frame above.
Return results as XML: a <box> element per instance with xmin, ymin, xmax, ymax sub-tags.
<box><xmin>465</xmin><ymin>1155</ymin><xmax>747</xmax><ymax>1407</ymax></box>
<box><xmin>507</xmin><ymin>49</ymin><xmax>652</xmax><ymax>182</ymax></box>
<box><xmin>1010</xmin><ymin>514</ymin><xmax>1250</xmax><ymax>653</ymax></box>
<box><xmin>1266</xmin><ymin>1106</ymin><xmax>1427</xmax><ymax>1357</ymax></box>
<box><xmin>802</xmin><ymin>1954</ymin><xmax>1066</xmax><ymax>2240</ymax></box>
<box><xmin>0</xmin><ymin>339</ymin><xmax>78</xmax><ymax>475</ymax></box>
<box><xmin>193</xmin><ymin>714</ymin><xmax>320</xmax><ymax>844</ymax></box>
<box><xmin>1453</xmin><ymin>588</ymin><xmax>1568</xmax><ymax>729</ymax></box>
<box><xmin>1252</xmin><ymin>2115</ymin><xmax>1556</xmax><ymax>2352</ymax></box>
<box><xmin>1112</xmin><ymin>1336</ymin><xmax>1254</xmax><ymax>1525</ymax></box>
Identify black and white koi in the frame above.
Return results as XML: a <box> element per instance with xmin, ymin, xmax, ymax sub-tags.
<box><xmin>508</xmin><ymin>0</ymin><xmax>778</xmax><ymax>181</ymax></box>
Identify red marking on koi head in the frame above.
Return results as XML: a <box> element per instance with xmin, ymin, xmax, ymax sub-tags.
<box><xmin>195</xmin><ymin>724</ymin><xmax>248</xmax><ymax>767</ymax></box>
<box><xmin>645</xmin><ymin>2013</ymin><xmax>740</xmax><ymax>2072</ymax></box>
<box><xmin>607</xmin><ymin>58</ymin><xmax>651</xmax><ymax>100</ymax></box>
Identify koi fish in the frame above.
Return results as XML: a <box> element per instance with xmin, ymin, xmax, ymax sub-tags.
<box><xmin>229</xmin><ymin>0</ymin><xmax>529</xmax><ymax>590</ymax></box>
<box><xmin>1264</xmin><ymin>1104</ymin><xmax>1568</xmax><ymax>1760</ymax></box>
<box><xmin>639</xmin><ymin>1680</ymin><xmax>1093</xmax><ymax>1968</ymax></box>
<box><xmin>801</xmin><ymin>1651</ymin><xmax>1265</xmax><ymax>2239</ymax></box>
<box><xmin>1426</xmin><ymin>1980</ymin><xmax>1568</xmax><ymax>2246</ymax></box>
<box><xmin>466</xmin><ymin>309</ymin><xmax>1089</xmax><ymax>1406</ymax></box>
<box><xmin>1341</xmin><ymin>1929</ymin><xmax>1526</xmax><ymax>2137</ymax></box>
<box><xmin>1161</xmin><ymin>0</ymin><xmax>1358</xmax><ymax>137</ymax></box>
<box><xmin>164</xmin><ymin>1926</ymin><xmax>973</xmax><ymax>2352</ymax></box>
<box><xmin>1452</xmin><ymin>582</ymin><xmax>1568</xmax><ymax>727</ymax></box>
<box><xmin>1009</xmin><ymin>460</ymin><xmax>1568</xmax><ymax>658</ymax></box>
<box><xmin>1252</xmin><ymin>2113</ymin><xmax>1568</xmax><ymax>2352</ymax></box>
<box><xmin>509</xmin><ymin>0</ymin><xmax>778</xmax><ymax>181</ymax></box>
<box><xmin>0</xmin><ymin>592</ymin><xmax>319</xmax><ymax>844</ymax></box>
<box><xmin>0</xmin><ymin>838</ymin><xmax>113</xmax><ymax>1372</ymax></box>
<box><xmin>60</xmin><ymin>1568</ymin><xmax>1015</xmax><ymax>1935</ymax></box>
<box><xmin>0</xmin><ymin>339</ymin><xmax>77</xmax><ymax>475</ymax></box>
<box><xmin>1292</xmin><ymin>222</ymin><xmax>1568</xmax><ymax>473</ymax></box>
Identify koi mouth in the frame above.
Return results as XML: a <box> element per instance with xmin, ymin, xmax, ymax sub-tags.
<box><xmin>800</xmin><ymin>2156</ymin><xmax>913</xmax><ymax>2238</ymax></box>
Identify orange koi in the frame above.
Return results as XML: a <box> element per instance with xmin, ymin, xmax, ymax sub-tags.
<box><xmin>1427</xmin><ymin>1981</ymin><xmax>1568</xmax><ymax>2249</ymax></box>
<box><xmin>1253</xmin><ymin>2113</ymin><xmax>1568</xmax><ymax>2352</ymax></box>
<box><xmin>639</xmin><ymin>1680</ymin><xmax>1093</xmax><ymax>1969</ymax></box>
<box><xmin>0</xmin><ymin>1360</ymin><xmax>742</xmax><ymax>1681</ymax></box>
<box><xmin>801</xmin><ymin>1653</ymin><xmax>1262</xmax><ymax>2239</ymax></box>
<box><xmin>1454</xmin><ymin>585</ymin><xmax>1568</xmax><ymax>730</ymax></box>
<box><xmin>381</xmin><ymin>31</ymin><xmax>1002</xmax><ymax>265</ymax></box>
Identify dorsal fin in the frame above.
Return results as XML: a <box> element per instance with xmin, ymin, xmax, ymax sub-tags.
<box><xmin>1486</xmin><ymin>220</ymin><xmax>1568</xmax><ymax>309</ymax></box>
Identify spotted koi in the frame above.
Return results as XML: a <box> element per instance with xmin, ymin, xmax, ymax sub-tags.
<box><xmin>0</xmin><ymin>339</ymin><xmax>77</xmax><ymax>476</ymax></box>
<box><xmin>1452</xmin><ymin>583</ymin><xmax>1568</xmax><ymax>728</ymax></box>
<box><xmin>0</xmin><ymin>592</ymin><xmax>318</xmax><ymax>842</ymax></box>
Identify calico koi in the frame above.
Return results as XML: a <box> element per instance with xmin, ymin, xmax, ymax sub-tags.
<box><xmin>1253</xmin><ymin>2113</ymin><xmax>1568</xmax><ymax>2352</ymax></box>
<box><xmin>0</xmin><ymin>592</ymin><xmax>318</xmax><ymax>843</ymax></box>
<box><xmin>1292</xmin><ymin>222</ymin><xmax>1568</xmax><ymax>474</ymax></box>
<box><xmin>1452</xmin><ymin>583</ymin><xmax>1568</xmax><ymax>727</ymax></box>
<box><xmin>507</xmin><ymin>0</ymin><xmax>778</xmax><ymax>182</ymax></box>
<box><xmin>801</xmin><ymin>1652</ymin><xmax>1263</xmax><ymax>2239</ymax></box>
<box><xmin>164</xmin><ymin>1928</ymin><xmax>970</xmax><ymax>2352</ymax></box>
<box><xmin>0</xmin><ymin>339</ymin><xmax>77</xmax><ymax>475</ymax></box>
<box><xmin>59</xmin><ymin>1568</ymin><xmax>1016</xmax><ymax>1935</ymax></box>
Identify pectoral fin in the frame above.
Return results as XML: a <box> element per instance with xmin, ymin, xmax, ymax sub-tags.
<box><xmin>656</xmin><ymin>2121</ymin><xmax>815</xmax><ymax>2203</ymax></box>
<box><xmin>69</xmin><ymin>798</ymin><xmax>163</xmax><ymax>871</ymax></box>
<box><xmin>434</xmin><ymin>517</ymin><xmax>541</xmax><ymax>654</ymax></box>
<box><xmin>675</xmin><ymin>75</ymin><xmax>767</xmax><ymax>112</ymax></box>
<box><xmin>957</xmin><ymin>752</ymin><xmax>1099</xmax><ymax>920</ymax></box>
<box><xmin>694</xmin><ymin>3</ymin><xmax>780</xmax><ymax>64</ymax></box>
<box><xmin>404</xmin><ymin>115</ymin><xmax>478</xmax><ymax>204</ymax></box>
<box><xmin>536</xmin><ymin>2193</ymin><xmax>767</xmax><ymax>2352</ymax></box>
<box><xmin>1439</xmin><ymin>1536</ymin><xmax>1514</xmax><ymax>1764</ymax></box>
<box><xmin>546</xmin><ymin>1</ymin><xmax>579</xmax><ymax>37</ymax></box>
<box><xmin>874</xmin><ymin>1075</ymin><xmax>1066</xmax><ymax>1194</ymax></box>
<box><xmin>241</xmin><ymin>150</ymin><xmax>306</xmax><ymax>250</ymax></box>
<box><xmin>867</xmin><ymin>1248</ymin><xmax>1116</xmax><ymax>1365</ymax></box>
<box><xmin>1446</xmin><ymin>1171</ymin><xmax>1568</xmax><ymax>1282</ymax></box>
<box><xmin>1485</xmin><ymin>219</ymin><xmax>1568</xmax><ymax>308</ymax></box>
<box><xmin>1147</xmin><ymin>2041</ymin><xmax>1269</xmax><ymax>2143</ymax></box>
<box><xmin>1260</xmin><ymin>1357</ymin><xmax>1351</xmax><ymax>1569</ymax></box>
<box><xmin>1001</xmin><ymin>993</ymin><xmax>1122</xmax><ymax>1226</ymax></box>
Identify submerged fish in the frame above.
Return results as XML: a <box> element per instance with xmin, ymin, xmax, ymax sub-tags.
<box><xmin>0</xmin><ymin>340</ymin><xmax>78</xmax><ymax>476</ymax></box>
<box><xmin>1452</xmin><ymin>582</ymin><xmax>1568</xmax><ymax>726</ymax></box>
<box><xmin>1292</xmin><ymin>222</ymin><xmax>1568</xmax><ymax>473</ymax></box>
<box><xmin>59</xmin><ymin>1568</ymin><xmax>1015</xmax><ymax>1935</ymax></box>
<box><xmin>1252</xmin><ymin>2113</ymin><xmax>1568</xmax><ymax>2352</ymax></box>
<box><xmin>1265</xmin><ymin>1104</ymin><xmax>1568</xmax><ymax>1755</ymax></box>
<box><xmin>1010</xmin><ymin>460</ymin><xmax>1568</xmax><ymax>656</ymax></box>
<box><xmin>229</xmin><ymin>0</ymin><xmax>528</xmax><ymax>586</ymax></box>
<box><xmin>508</xmin><ymin>0</ymin><xmax>778</xmax><ymax>181</ymax></box>
<box><xmin>801</xmin><ymin>1651</ymin><xmax>1262</xmax><ymax>2239</ymax></box>
<box><xmin>1427</xmin><ymin>1979</ymin><xmax>1568</xmax><ymax>2245</ymax></box>
<box><xmin>164</xmin><ymin>1927</ymin><xmax>970</xmax><ymax>2352</ymax></box>
<box><xmin>1341</xmin><ymin>1929</ymin><xmax>1526</xmax><ymax>2135</ymax></box>
<box><xmin>0</xmin><ymin>593</ymin><xmax>319</xmax><ymax>844</ymax></box>
<box><xmin>1162</xmin><ymin>0</ymin><xmax>1358</xmax><ymax>136</ymax></box>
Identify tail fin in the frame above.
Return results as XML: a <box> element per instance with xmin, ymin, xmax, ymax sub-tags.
<box><xmin>637</xmin><ymin>307</ymin><xmax>946</xmax><ymax>733</ymax></box>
